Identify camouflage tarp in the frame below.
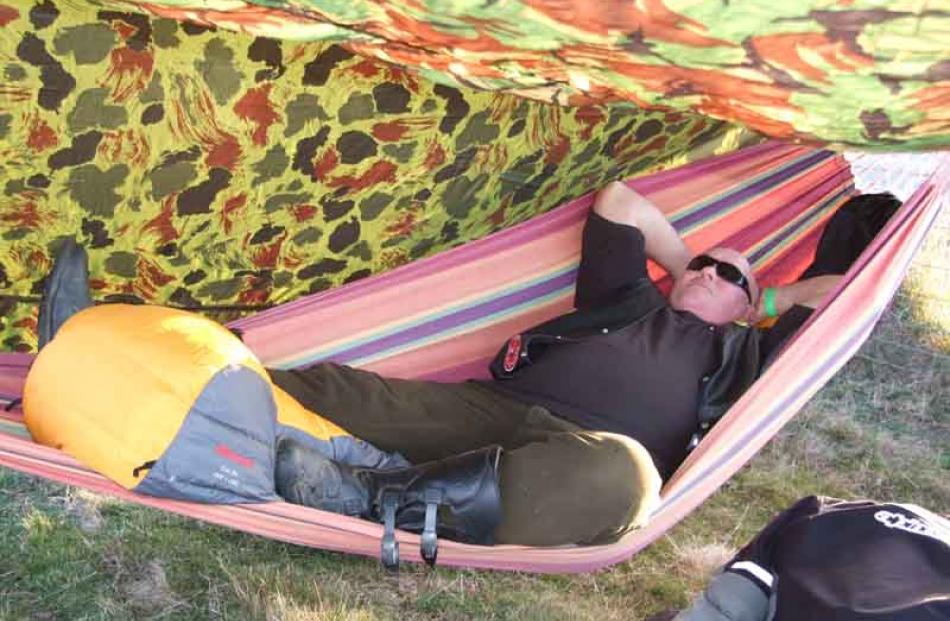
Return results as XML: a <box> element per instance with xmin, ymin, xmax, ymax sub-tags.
<box><xmin>0</xmin><ymin>0</ymin><xmax>752</xmax><ymax>351</ymax></box>
<box><xmin>109</xmin><ymin>0</ymin><xmax>950</xmax><ymax>150</ymax></box>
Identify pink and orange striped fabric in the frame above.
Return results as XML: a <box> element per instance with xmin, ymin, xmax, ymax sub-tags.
<box><xmin>1</xmin><ymin>143</ymin><xmax>944</xmax><ymax>572</ymax></box>
<box><xmin>236</xmin><ymin>142</ymin><xmax>854</xmax><ymax>380</ymax></box>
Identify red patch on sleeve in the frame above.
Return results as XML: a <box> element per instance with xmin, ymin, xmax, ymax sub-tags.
<box><xmin>503</xmin><ymin>334</ymin><xmax>522</xmax><ymax>373</ymax></box>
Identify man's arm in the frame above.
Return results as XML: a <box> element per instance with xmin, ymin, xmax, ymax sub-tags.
<box><xmin>754</xmin><ymin>274</ymin><xmax>841</xmax><ymax>323</ymax></box>
<box><xmin>592</xmin><ymin>181</ymin><xmax>691</xmax><ymax>279</ymax></box>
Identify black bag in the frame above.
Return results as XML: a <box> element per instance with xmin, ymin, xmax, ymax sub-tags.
<box><xmin>732</xmin><ymin>496</ymin><xmax>950</xmax><ymax>620</ymax></box>
<box><xmin>801</xmin><ymin>192</ymin><xmax>902</xmax><ymax>279</ymax></box>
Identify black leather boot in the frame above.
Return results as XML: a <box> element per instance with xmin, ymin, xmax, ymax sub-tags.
<box><xmin>37</xmin><ymin>238</ymin><xmax>93</xmax><ymax>348</ymax></box>
<box><xmin>364</xmin><ymin>443</ymin><xmax>503</xmax><ymax>566</ymax></box>
<box><xmin>275</xmin><ymin>437</ymin><xmax>503</xmax><ymax>567</ymax></box>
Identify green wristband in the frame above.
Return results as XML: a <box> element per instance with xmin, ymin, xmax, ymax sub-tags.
<box><xmin>763</xmin><ymin>287</ymin><xmax>778</xmax><ymax>318</ymax></box>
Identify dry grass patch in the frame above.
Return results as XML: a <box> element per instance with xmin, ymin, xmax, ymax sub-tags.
<box><xmin>98</xmin><ymin>545</ymin><xmax>188</xmax><ymax>618</ymax></box>
<box><xmin>61</xmin><ymin>488</ymin><xmax>112</xmax><ymax>534</ymax></box>
<box><xmin>669</xmin><ymin>541</ymin><xmax>734</xmax><ymax>582</ymax></box>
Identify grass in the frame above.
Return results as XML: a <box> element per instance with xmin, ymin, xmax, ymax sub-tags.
<box><xmin>1</xmin><ymin>217</ymin><xmax>946</xmax><ymax>620</ymax></box>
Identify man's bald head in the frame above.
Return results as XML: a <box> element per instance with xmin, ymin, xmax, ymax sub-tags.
<box><xmin>669</xmin><ymin>247</ymin><xmax>758</xmax><ymax>325</ymax></box>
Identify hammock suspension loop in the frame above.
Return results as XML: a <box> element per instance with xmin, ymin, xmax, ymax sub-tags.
<box><xmin>380</xmin><ymin>489</ymin><xmax>401</xmax><ymax>570</ymax></box>
<box><xmin>421</xmin><ymin>488</ymin><xmax>444</xmax><ymax>566</ymax></box>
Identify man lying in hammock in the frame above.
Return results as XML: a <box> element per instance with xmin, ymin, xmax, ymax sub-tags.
<box><xmin>265</xmin><ymin>187</ymin><xmax>900</xmax><ymax>547</ymax></box>
<box><xmin>34</xmin><ymin>188</ymin><xmax>898</xmax><ymax>554</ymax></box>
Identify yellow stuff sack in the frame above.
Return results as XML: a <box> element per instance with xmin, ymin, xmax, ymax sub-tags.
<box><xmin>23</xmin><ymin>304</ymin><xmax>353</xmax><ymax>503</ymax></box>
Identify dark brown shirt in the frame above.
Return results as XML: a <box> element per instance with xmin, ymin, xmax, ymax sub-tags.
<box><xmin>489</xmin><ymin>306</ymin><xmax>720</xmax><ymax>479</ymax></box>
<box><xmin>488</xmin><ymin>213</ymin><xmax>724</xmax><ymax>479</ymax></box>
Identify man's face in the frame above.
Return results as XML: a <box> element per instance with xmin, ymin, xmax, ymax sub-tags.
<box><xmin>669</xmin><ymin>247</ymin><xmax>756</xmax><ymax>325</ymax></box>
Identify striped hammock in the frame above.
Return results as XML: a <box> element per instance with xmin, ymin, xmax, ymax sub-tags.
<box><xmin>1</xmin><ymin>142</ymin><xmax>945</xmax><ymax>573</ymax></box>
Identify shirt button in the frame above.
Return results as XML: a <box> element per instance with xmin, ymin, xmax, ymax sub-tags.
<box><xmin>602</xmin><ymin>328</ymin><xmax>609</xmax><ymax>334</ymax></box>
<box><xmin>708</xmin><ymin>326</ymin><xmax>715</xmax><ymax>332</ymax></box>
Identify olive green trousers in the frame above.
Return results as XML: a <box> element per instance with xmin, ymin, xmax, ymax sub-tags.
<box><xmin>269</xmin><ymin>363</ymin><xmax>661</xmax><ymax>546</ymax></box>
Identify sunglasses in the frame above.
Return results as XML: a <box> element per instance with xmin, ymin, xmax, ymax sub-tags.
<box><xmin>686</xmin><ymin>254</ymin><xmax>753</xmax><ymax>303</ymax></box>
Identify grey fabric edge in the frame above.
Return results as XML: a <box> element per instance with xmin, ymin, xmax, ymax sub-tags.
<box><xmin>674</xmin><ymin>571</ymin><xmax>772</xmax><ymax>621</ymax></box>
<box><xmin>135</xmin><ymin>365</ymin><xmax>279</xmax><ymax>504</ymax></box>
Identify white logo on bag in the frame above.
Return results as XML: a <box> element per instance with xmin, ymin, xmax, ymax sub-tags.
<box><xmin>874</xmin><ymin>510</ymin><xmax>949</xmax><ymax>544</ymax></box>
